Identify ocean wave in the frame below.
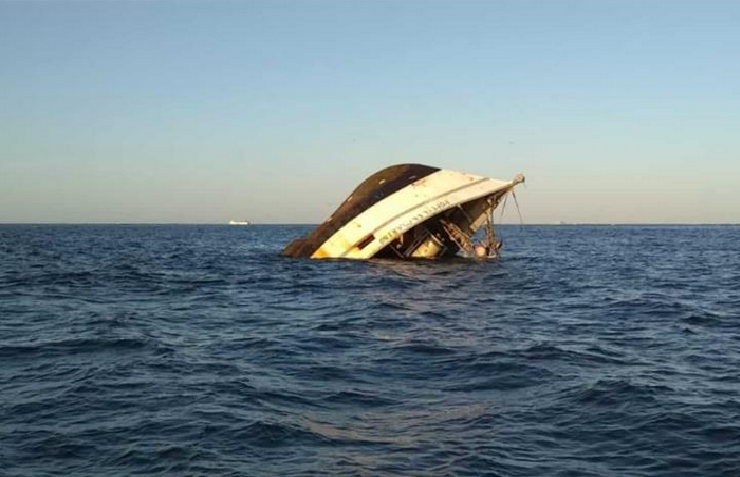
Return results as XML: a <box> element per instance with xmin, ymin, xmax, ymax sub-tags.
<box><xmin>1</xmin><ymin>224</ymin><xmax>739</xmax><ymax>476</ymax></box>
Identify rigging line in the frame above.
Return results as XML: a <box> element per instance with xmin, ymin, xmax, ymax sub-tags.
<box><xmin>498</xmin><ymin>193</ymin><xmax>509</xmax><ymax>222</ymax></box>
<box><xmin>512</xmin><ymin>190</ymin><xmax>525</xmax><ymax>230</ymax></box>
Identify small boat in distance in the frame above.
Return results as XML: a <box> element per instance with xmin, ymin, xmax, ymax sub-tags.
<box><xmin>228</xmin><ymin>220</ymin><xmax>251</xmax><ymax>225</ymax></box>
<box><xmin>281</xmin><ymin>163</ymin><xmax>524</xmax><ymax>260</ymax></box>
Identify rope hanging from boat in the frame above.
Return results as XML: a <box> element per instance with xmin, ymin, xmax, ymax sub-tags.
<box><xmin>512</xmin><ymin>190</ymin><xmax>524</xmax><ymax>226</ymax></box>
<box><xmin>498</xmin><ymin>193</ymin><xmax>509</xmax><ymax>223</ymax></box>
<box><xmin>481</xmin><ymin>196</ymin><xmax>504</xmax><ymax>259</ymax></box>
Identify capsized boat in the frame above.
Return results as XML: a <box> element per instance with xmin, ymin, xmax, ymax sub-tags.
<box><xmin>281</xmin><ymin>163</ymin><xmax>524</xmax><ymax>259</ymax></box>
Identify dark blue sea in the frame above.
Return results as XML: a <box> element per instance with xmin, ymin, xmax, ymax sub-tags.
<box><xmin>1</xmin><ymin>224</ymin><xmax>739</xmax><ymax>476</ymax></box>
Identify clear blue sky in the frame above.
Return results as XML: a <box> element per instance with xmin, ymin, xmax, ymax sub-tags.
<box><xmin>1</xmin><ymin>1</ymin><xmax>738</xmax><ymax>223</ymax></box>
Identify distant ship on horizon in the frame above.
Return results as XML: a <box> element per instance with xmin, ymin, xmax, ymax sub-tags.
<box><xmin>228</xmin><ymin>220</ymin><xmax>251</xmax><ymax>225</ymax></box>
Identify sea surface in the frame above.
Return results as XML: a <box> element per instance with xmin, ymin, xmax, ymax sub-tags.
<box><xmin>1</xmin><ymin>224</ymin><xmax>739</xmax><ymax>477</ymax></box>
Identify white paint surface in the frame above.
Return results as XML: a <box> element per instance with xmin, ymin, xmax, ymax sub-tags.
<box><xmin>311</xmin><ymin>170</ymin><xmax>517</xmax><ymax>259</ymax></box>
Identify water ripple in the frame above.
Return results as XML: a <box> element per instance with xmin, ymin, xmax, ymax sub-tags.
<box><xmin>1</xmin><ymin>224</ymin><xmax>739</xmax><ymax>476</ymax></box>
